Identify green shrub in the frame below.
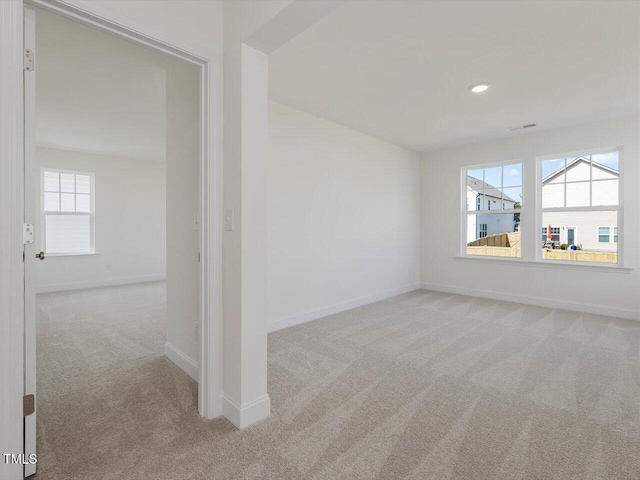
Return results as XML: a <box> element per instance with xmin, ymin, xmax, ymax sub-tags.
<box><xmin>559</xmin><ymin>243</ymin><xmax>569</xmax><ymax>250</ymax></box>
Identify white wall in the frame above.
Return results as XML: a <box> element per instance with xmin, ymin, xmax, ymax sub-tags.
<box><xmin>36</xmin><ymin>147</ymin><xmax>166</xmax><ymax>292</ymax></box>
<box><xmin>221</xmin><ymin>0</ymin><xmax>292</xmax><ymax>427</ymax></box>
<box><xmin>267</xmin><ymin>102</ymin><xmax>421</xmax><ymax>330</ymax></box>
<box><xmin>82</xmin><ymin>0</ymin><xmax>224</xmax><ymax>59</ymax></box>
<box><xmin>421</xmin><ymin>115</ymin><xmax>639</xmax><ymax>319</ymax></box>
<box><xmin>165</xmin><ymin>56</ymin><xmax>201</xmax><ymax>373</ymax></box>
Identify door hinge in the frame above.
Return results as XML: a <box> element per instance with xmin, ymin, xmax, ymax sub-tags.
<box><xmin>24</xmin><ymin>49</ymin><xmax>34</xmax><ymax>71</ymax></box>
<box><xmin>23</xmin><ymin>223</ymin><xmax>34</xmax><ymax>245</ymax></box>
<box><xmin>23</xmin><ymin>394</ymin><xmax>35</xmax><ymax>417</ymax></box>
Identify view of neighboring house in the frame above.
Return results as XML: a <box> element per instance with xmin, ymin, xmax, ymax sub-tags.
<box><xmin>466</xmin><ymin>175</ymin><xmax>518</xmax><ymax>243</ymax></box>
<box><xmin>542</xmin><ymin>156</ymin><xmax>618</xmax><ymax>252</ymax></box>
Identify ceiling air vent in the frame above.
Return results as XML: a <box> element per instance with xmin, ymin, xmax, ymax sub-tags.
<box><xmin>508</xmin><ymin>123</ymin><xmax>537</xmax><ymax>131</ymax></box>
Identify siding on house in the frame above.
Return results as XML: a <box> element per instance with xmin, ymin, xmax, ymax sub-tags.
<box><xmin>543</xmin><ymin>211</ymin><xmax>617</xmax><ymax>251</ymax></box>
<box><xmin>541</xmin><ymin>157</ymin><xmax>619</xmax><ymax>252</ymax></box>
<box><xmin>466</xmin><ymin>181</ymin><xmax>517</xmax><ymax>243</ymax></box>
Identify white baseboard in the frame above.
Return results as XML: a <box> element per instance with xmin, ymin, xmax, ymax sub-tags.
<box><xmin>221</xmin><ymin>393</ymin><xmax>271</xmax><ymax>430</ymax></box>
<box><xmin>164</xmin><ymin>342</ymin><xmax>199</xmax><ymax>381</ymax></box>
<box><xmin>267</xmin><ymin>283</ymin><xmax>422</xmax><ymax>333</ymax></box>
<box><xmin>36</xmin><ymin>274</ymin><xmax>166</xmax><ymax>294</ymax></box>
<box><xmin>421</xmin><ymin>282</ymin><xmax>639</xmax><ymax>321</ymax></box>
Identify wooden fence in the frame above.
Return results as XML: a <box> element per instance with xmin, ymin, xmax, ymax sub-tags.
<box><xmin>467</xmin><ymin>232</ymin><xmax>520</xmax><ymax>248</ymax></box>
<box><xmin>541</xmin><ymin>249</ymin><xmax>617</xmax><ymax>263</ymax></box>
<box><xmin>466</xmin><ymin>246</ymin><xmax>617</xmax><ymax>264</ymax></box>
<box><xmin>467</xmin><ymin>246</ymin><xmax>520</xmax><ymax>257</ymax></box>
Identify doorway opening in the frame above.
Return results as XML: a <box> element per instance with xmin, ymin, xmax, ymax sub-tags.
<box><xmin>24</xmin><ymin>6</ymin><xmax>207</xmax><ymax>477</ymax></box>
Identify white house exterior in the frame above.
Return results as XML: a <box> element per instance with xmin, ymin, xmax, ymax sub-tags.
<box><xmin>466</xmin><ymin>176</ymin><xmax>517</xmax><ymax>244</ymax></box>
<box><xmin>541</xmin><ymin>157</ymin><xmax>619</xmax><ymax>252</ymax></box>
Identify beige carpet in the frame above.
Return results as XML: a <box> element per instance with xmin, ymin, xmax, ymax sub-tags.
<box><xmin>34</xmin><ymin>283</ymin><xmax>640</xmax><ymax>479</ymax></box>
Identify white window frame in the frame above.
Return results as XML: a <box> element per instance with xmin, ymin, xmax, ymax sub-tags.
<box><xmin>597</xmin><ymin>226</ymin><xmax>611</xmax><ymax>244</ymax></box>
<box><xmin>460</xmin><ymin>158</ymin><xmax>524</xmax><ymax>259</ymax></box>
<box><xmin>40</xmin><ymin>168</ymin><xmax>96</xmax><ymax>256</ymax></box>
<box><xmin>536</xmin><ymin>146</ymin><xmax>623</xmax><ymax>266</ymax></box>
<box><xmin>597</xmin><ymin>225</ymin><xmax>618</xmax><ymax>244</ymax></box>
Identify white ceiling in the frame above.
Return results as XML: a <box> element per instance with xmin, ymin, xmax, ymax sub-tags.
<box><xmin>36</xmin><ymin>9</ymin><xmax>167</xmax><ymax>161</ymax></box>
<box><xmin>269</xmin><ymin>0</ymin><xmax>640</xmax><ymax>153</ymax></box>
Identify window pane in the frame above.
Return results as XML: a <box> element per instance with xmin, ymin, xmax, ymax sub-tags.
<box><xmin>60</xmin><ymin>173</ymin><xmax>75</xmax><ymax>193</ymax></box>
<box><xmin>76</xmin><ymin>194</ymin><xmax>91</xmax><ymax>213</ymax></box>
<box><xmin>542</xmin><ymin>158</ymin><xmax>565</xmax><ymax>182</ymax></box>
<box><xmin>566</xmin><ymin>182</ymin><xmax>590</xmax><ymax>207</ymax></box>
<box><xmin>503</xmin><ymin>163</ymin><xmax>522</xmax><ymax>187</ymax></box>
<box><xmin>566</xmin><ymin>157</ymin><xmax>590</xmax><ymax>182</ymax></box>
<box><xmin>598</xmin><ymin>227</ymin><xmax>610</xmax><ymax>243</ymax></box>
<box><xmin>592</xmin><ymin>179</ymin><xmax>618</xmax><ymax>206</ymax></box>
<box><xmin>45</xmin><ymin>214</ymin><xmax>91</xmax><ymax>254</ymax></box>
<box><xmin>466</xmin><ymin>214</ymin><xmax>521</xmax><ymax>258</ymax></box>
<box><xmin>592</xmin><ymin>166</ymin><xmax>615</xmax><ymax>180</ymax></box>
<box><xmin>44</xmin><ymin>171</ymin><xmax>60</xmax><ymax>192</ymax></box>
<box><xmin>484</xmin><ymin>166</ymin><xmax>502</xmax><ymax>189</ymax></box>
<box><xmin>466</xmin><ymin>169</ymin><xmax>484</xmax><ymax>211</ymax></box>
<box><xmin>76</xmin><ymin>175</ymin><xmax>91</xmax><ymax>194</ymax></box>
<box><xmin>592</xmin><ymin>151</ymin><xmax>619</xmax><ymax>173</ymax></box>
<box><xmin>467</xmin><ymin>169</ymin><xmax>483</xmax><ymax>183</ymax></box>
<box><xmin>61</xmin><ymin>193</ymin><xmax>75</xmax><ymax>212</ymax></box>
<box><xmin>614</xmin><ymin>227</ymin><xmax>618</xmax><ymax>243</ymax></box>
<box><xmin>44</xmin><ymin>192</ymin><xmax>60</xmax><ymax>212</ymax></box>
<box><xmin>542</xmin><ymin>184</ymin><xmax>564</xmax><ymax>208</ymax></box>
<box><xmin>542</xmin><ymin>211</ymin><xmax>617</xmax><ymax>264</ymax></box>
<box><xmin>501</xmin><ymin>187</ymin><xmax>522</xmax><ymax>209</ymax></box>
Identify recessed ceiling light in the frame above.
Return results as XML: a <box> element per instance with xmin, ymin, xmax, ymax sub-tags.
<box><xmin>469</xmin><ymin>83</ymin><xmax>491</xmax><ymax>93</ymax></box>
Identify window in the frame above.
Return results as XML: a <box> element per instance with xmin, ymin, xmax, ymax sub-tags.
<box><xmin>42</xmin><ymin>169</ymin><xmax>94</xmax><ymax>255</ymax></box>
<box><xmin>541</xmin><ymin>226</ymin><xmax>561</xmax><ymax>242</ymax></box>
<box><xmin>597</xmin><ymin>226</ymin><xmax>619</xmax><ymax>244</ymax></box>
<box><xmin>464</xmin><ymin>162</ymin><xmax>522</xmax><ymax>258</ymax></box>
<box><xmin>540</xmin><ymin>149</ymin><xmax>620</xmax><ymax>264</ymax></box>
<box><xmin>598</xmin><ymin>227</ymin><xmax>611</xmax><ymax>243</ymax></box>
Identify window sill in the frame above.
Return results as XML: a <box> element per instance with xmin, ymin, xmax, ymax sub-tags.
<box><xmin>455</xmin><ymin>255</ymin><xmax>632</xmax><ymax>273</ymax></box>
<box><xmin>45</xmin><ymin>252</ymin><xmax>99</xmax><ymax>259</ymax></box>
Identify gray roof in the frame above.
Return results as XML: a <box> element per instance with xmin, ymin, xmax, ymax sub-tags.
<box><xmin>467</xmin><ymin>176</ymin><xmax>517</xmax><ymax>202</ymax></box>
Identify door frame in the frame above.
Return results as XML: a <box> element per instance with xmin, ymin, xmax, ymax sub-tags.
<box><xmin>0</xmin><ymin>2</ymin><xmax>27</xmax><ymax>478</ymax></box>
<box><xmin>0</xmin><ymin>1</ymin><xmax>222</xmax><ymax>474</ymax></box>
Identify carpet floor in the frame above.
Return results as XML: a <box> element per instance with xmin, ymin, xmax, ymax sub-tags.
<box><xmin>34</xmin><ymin>283</ymin><xmax>640</xmax><ymax>479</ymax></box>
